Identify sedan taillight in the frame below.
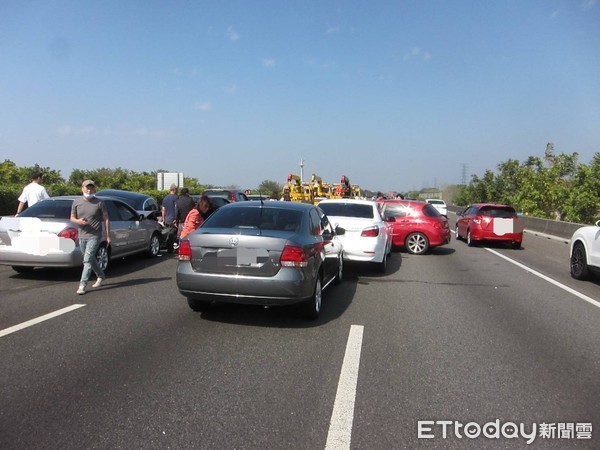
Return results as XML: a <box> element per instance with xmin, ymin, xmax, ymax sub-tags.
<box><xmin>280</xmin><ymin>245</ymin><xmax>308</xmax><ymax>267</ymax></box>
<box><xmin>58</xmin><ymin>227</ymin><xmax>78</xmax><ymax>242</ymax></box>
<box><xmin>179</xmin><ymin>240</ymin><xmax>191</xmax><ymax>261</ymax></box>
<box><xmin>361</xmin><ymin>226</ymin><xmax>379</xmax><ymax>237</ymax></box>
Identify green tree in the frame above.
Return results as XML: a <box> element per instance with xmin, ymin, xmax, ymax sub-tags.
<box><xmin>257</xmin><ymin>179</ymin><xmax>282</xmax><ymax>197</ymax></box>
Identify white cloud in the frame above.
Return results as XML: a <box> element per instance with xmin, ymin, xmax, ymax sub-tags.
<box><xmin>582</xmin><ymin>0</ymin><xmax>597</xmax><ymax>10</ymax></box>
<box><xmin>326</xmin><ymin>26</ymin><xmax>340</xmax><ymax>34</ymax></box>
<box><xmin>263</xmin><ymin>58</ymin><xmax>276</xmax><ymax>67</ymax></box>
<box><xmin>227</xmin><ymin>26</ymin><xmax>240</xmax><ymax>41</ymax></box>
<box><xmin>195</xmin><ymin>101</ymin><xmax>212</xmax><ymax>111</ymax></box>
<box><xmin>57</xmin><ymin>125</ymin><xmax>99</xmax><ymax>136</ymax></box>
<box><xmin>133</xmin><ymin>128</ymin><xmax>168</xmax><ymax>137</ymax></box>
<box><xmin>404</xmin><ymin>47</ymin><xmax>432</xmax><ymax>61</ymax></box>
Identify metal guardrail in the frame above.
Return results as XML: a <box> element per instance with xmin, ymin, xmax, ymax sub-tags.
<box><xmin>447</xmin><ymin>206</ymin><xmax>583</xmax><ymax>241</ymax></box>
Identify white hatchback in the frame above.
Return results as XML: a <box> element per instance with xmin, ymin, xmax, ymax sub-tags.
<box><xmin>425</xmin><ymin>199</ymin><xmax>447</xmax><ymax>216</ymax></box>
<box><xmin>318</xmin><ymin>199</ymin><xmax>392</xmax><ymax>273</ymax></box>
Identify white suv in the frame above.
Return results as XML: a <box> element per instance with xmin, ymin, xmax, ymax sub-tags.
<box><xmin>425</xmin><ymin>199</ymin><xmax>447</xmax><ymax>216</ymax></box>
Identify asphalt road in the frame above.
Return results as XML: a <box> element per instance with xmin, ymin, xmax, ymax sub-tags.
<box><xmin>0</xmin><ymin>216</ymin><xmax>598</xmax><ymax>449</ymax></box>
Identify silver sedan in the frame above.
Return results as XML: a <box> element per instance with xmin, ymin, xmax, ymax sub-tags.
<box><xmin>176</xmin><ymin>201</ymin><xmax>344</xmax><ymax>319</ymax></box>
<box><xmin>0</xmin><ymin>196</ymin><xmax>163</xmax><ymax>273</ymax></box>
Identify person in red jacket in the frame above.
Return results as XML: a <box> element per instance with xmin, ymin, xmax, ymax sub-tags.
<box><xmin>180</xmin><ymin>195</ymin><xmax>211</xmax><ymax>239</ymax></box>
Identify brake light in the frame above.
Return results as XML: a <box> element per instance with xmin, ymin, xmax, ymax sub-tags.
<box><xmin>361</xmin><ymin>226</ymin><xmax>379</xmax><ymax>237</ymax></box>
<box><xmin>58</xmin><ymin>227</ymin><xmax>78</xmax><ymax>242</ymax></box>
<box><xmin>178</xmin><ymin>240</ymin><xmax>191</xmax><ymax>261</ymax></box>
<box><xmin>473</xmin><ymin>215</ymin><xmax>483</xmax><ymax>224</ymax></box>
<box><xmin>280</xmin><ymin>245</ymin><xmax>308</xmax><ymax>267</ymax></box>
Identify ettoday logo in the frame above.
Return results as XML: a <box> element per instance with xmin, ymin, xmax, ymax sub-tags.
<box><xmin>418</xmin><ymin>420</ymin><xmax>593</xmax><ymax>445</ymax></box>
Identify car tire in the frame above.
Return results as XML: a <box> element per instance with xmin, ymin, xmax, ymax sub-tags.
<box><xmin>11</xmin><ymin>266</ymin><xmax>34</xmax><ymax>274</ymax></box>
<box><xmin>187</xmin><ymin>297</ymin><xmax>212</xmax><ymax>312</ymax></box>
<box><xmin>146</xmin><ymin>233</ymin><xmax>161</xmax><ymax>257</ymax></box>
<box><xmin>406</xmin><ymin>232</ymin><xmax>430</xmax><ymax>255</ymax></box>
<box><xmin>303</xmin><ymin>275</ymin><xmax>322</xmax><ymax>320</ymax></box>
<box><xmin>375</xmin><ymin>251</ymin><xmax>387</xmax><ymax>273</ymax></box>
<box><xmin>467</xmin><ymin>230</ymin><xmax>476</xmax><ymax>247</ymax></box>
<box><xmin>96</xmin><ymin>244</ymin><xmax>110</xmax><ymax>272</ymax></box>
<box><xmin>511</xmin><ymin>241</ymin><xmax>522</xmax><ymax>250</ymax></box>
<box><xmin>570</xmin><ymin>242</ymin><xmax>590</xmax><ymax>280</ymax></box>
<box><xmin>334</xmin><ymin>254</ymin><xmax>343</xmax><ymax>285</ymax></box>
<box><xmin>455</xmin><ymin>225</ymin><xmax>461</xmax><ymax>240</ymax></box>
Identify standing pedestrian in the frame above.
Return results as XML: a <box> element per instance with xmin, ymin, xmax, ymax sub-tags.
<box><xmin>161</xmin><ymin>184</ymin><xmax>179</xmax><ymax>251</ymax></box>
<box><xmin>16</xmin><ymin>170</ymin><xmax>50</xmax><ymax>214</ymax></box>
<box><xmin>70</xmin><ymin>180</ymin><xmax>111</xmax><ymax>295</ymax></box>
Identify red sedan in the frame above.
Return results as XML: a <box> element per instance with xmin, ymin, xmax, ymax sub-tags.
<box><xmin>378</xmin><ymin>200</ymin><xmax>451</xmax><ymax>255</ymax></box>
<box><xmin>455</xmin><ymin>203</ymin><xmax>524</xmax><ymax>249</ymax></box>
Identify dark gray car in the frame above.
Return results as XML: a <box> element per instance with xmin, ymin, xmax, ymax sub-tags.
<box><xmin>176</xmin><ymin>201</ymin><xmax>344</xmax><ymax>319</ymax></box>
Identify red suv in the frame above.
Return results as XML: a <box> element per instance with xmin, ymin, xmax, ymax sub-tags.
<box><xmin>455</xmin><ymin>203</ymin><xmax>524</xmax><ymax>249</ymax></box>
<box><xmin>378</xmin><ymin>200</ymin><xmax>451</xmax><ymax>255</ymax></box>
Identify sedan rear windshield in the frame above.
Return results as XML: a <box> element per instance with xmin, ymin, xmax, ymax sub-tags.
<box><xmin>203</xmin><ymin>207</ymin><xmax>303</xmax><ymax>231</ymax></box>
<box><xmin>319</xmin><ymin>203</ymin><xmax>374</xmax><ymax>219</ymax></box>
<box><xmin>18</xmin><ymin>200</ymin><xmax>73</xmax><ymax>219</ymax></box>
<box><xmin>480</xmin><ymin>206</ymin><xmax>517</xmax><ymax>218</ymax></box>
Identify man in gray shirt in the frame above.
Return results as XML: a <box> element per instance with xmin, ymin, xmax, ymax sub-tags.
<box><xmin>70</xmin><ymin>180</ymin><xmax>111</xmax><ymax>295</ymax></box>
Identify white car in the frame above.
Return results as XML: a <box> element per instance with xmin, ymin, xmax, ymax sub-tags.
<box><xmin>317</xmin><ymin>199</ymin><xmax>392</xmax><ymax>272</ymax></box>
<box><xmin>425</xmin><ymin>199</ymin><xmax>447</xmax><ymax>216</ymax></box>
<box><xmin>569</xmin><ymin>220</ymin><xmax>600</xmax><ymax>280</ymax></box>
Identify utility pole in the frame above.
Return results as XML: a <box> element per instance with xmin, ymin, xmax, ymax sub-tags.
<box><xmin>300</xmin><ymin>158</ymin><xmax>305</xmax><ymax>183</ymax></box>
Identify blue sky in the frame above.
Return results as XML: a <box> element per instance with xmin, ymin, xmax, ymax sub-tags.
<box><xmin>1</xmin><ymin>0</ymin><xmax>599</xmax><ymax>193</ymax></box>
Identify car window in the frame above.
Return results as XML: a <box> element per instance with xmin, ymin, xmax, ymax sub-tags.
<box><xmin>318</xmin><ymin>203</ymin><xmax>374</xmax><ymax>219</ymax></box>
<box><xmin>18</xmin><ymin>200</ymin><xmax>72</xmax><ymax>219</ymax></box>
<box><xmin>422</xmin><ymin>204</ymin><xmax>442</xmax><ymax>217</ymax></box>
<box><xmin>479</xmin><ymin>206</ymin><xmax>516</xmax><ymax>218</ymax></box>
<box><xmin>383</xmin><ymin>204</ymin><xmax>409</xmax><ymax>218</ymax></box>
<box><xmin>309</xmin><ymin>209</ymin><xmax>321</xmax><ymax>236</ymax></box>
<box><xmin>203</xmin><ymin>206</ymin><xmax>302</xmax><ymax>231</ymax></box>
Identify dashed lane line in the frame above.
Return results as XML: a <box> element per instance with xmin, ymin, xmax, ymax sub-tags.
<box><xmin>325</xmin><ymin>324</ymin><xmax>364</xmax><ymax>450</ymax></box>
<box><xmin>0</xmin><ymin>304</ymin><xmax>87</xmax><ymax>338</ymax></box>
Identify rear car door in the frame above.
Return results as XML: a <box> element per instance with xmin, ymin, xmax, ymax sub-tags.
<box><xmin>104</xmin><ymin>200</ymin><xmax>132</xmax><ymax>256</ymax></box>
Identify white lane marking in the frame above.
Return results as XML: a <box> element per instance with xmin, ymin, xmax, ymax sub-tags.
<box><xmin>325</xmin><ymin>324</ymin><xmax>364</xmax><ymax>450</ymax></box>
<box><xmin>0</xmin><ymin>304</ymin><xmax>86</xmax><ymax>338</ymax></box>
<box><xmin>486</xmin><ymin>248</ymin><xmax>600</xmax><ymax>309</ymax></box>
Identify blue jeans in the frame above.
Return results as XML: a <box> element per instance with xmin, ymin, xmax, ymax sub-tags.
<box><xmin>79</xmin><ymin>237</ymin><xmax>105</xmax><ymax>286</ymax></box>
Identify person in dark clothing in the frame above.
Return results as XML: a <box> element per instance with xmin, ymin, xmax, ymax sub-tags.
<box><xmin>176</xmin><ymin>188</ymin><xmax>196</xmax><ymax>225</ymax></box>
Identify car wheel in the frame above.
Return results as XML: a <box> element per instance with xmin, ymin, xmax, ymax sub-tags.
<box><xmin>146</xmin><ymin>233</ymin><xmax>161</xmax><ymax>257</ymax></box>
<box><xmin>467</xmin><ymin>230</ymin><xmax>476</xmax><ymax>247</ymax></box>
<box><xmin>187</xmin><ymin>297</ymin><xmax>212</xmax><ymax>312</ymax></box>
<box><xmin>303</xmin><ymin>275</ymin><xmax>322</xmax><ymax>320</ymax></box>
<box><xmin>455</xmin><ymin>225</ymin><xmax>461</xmax><ymax>241</ymax></box>
<box><xmin>11</xmin><ymin>266</ymin><xmax>34</xmax><ymax>274</ymax></box>
<box><xmin>511</xmin><ymin>241</ymin><xmax>522</xmax><ymax>250</ymax></box>
<box><xmin>96</xmin><ymin>244</ymin><xmax>110</xmax><ymax>272</ymax></box>
<box><xmin>375</xmin><ymin>251</ymin><xmax>387</xmax><ymax>273</ymax></box>
<box><xmin>334</xmin><ymin>254</ymin><xmax>343</xmax><ymax>285</ymax></box>
<box><xmin>570</xmin><ymin>242</ymin><xmax>590</xmax><ymax>280</ymax></box>
<box><xmin>406</xmin><ymin>232</ymin><xmax>430</xmax><ymax>255</ymax></box>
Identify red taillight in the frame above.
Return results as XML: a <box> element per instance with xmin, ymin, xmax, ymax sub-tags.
<box><xmin>178</xmin><ymin>240</ymin><xmax>192</xmax><ymax>261</ymax></box>
<box><xmin>280</xmin><ymin>245</ymin><xmax>308</xmax><ymax>267</ymax></box>
<box><xmin>58</xmin><ymin>227</ymin><xmax>78</xmax><ymax>242</ymax></box>
<box><xmin>473</xmin><ymin>215</ymin><xmax>483</xmax><ymax>224</ymax></box>
<box><xmin>361</xmin><ymin>226</ymin><xmax>379</xmax><ymax>237</ymax></box>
